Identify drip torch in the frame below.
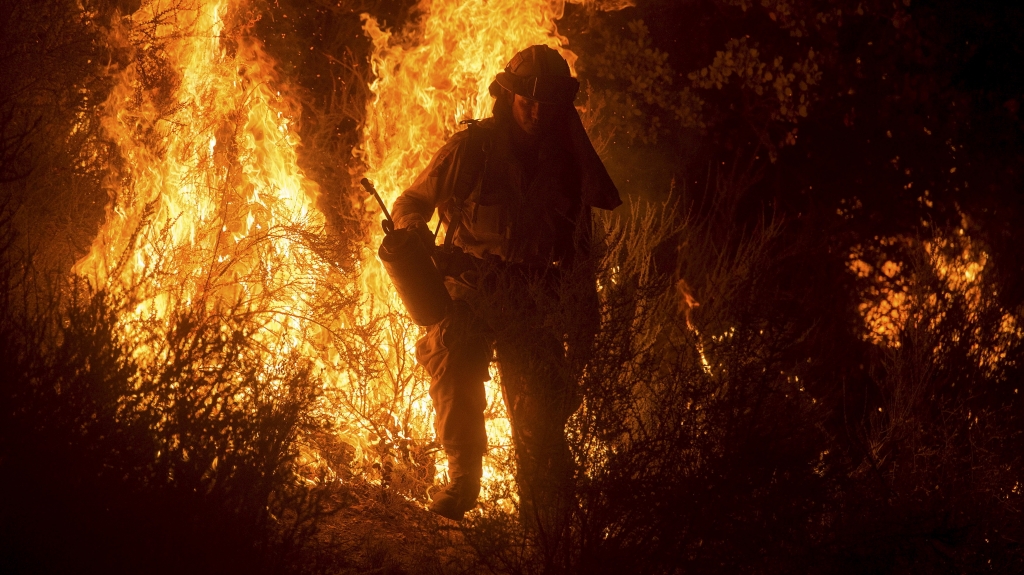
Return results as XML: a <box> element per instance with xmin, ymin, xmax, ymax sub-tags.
<box><xmin>361</xmin><ymin>178</ymin><xmax>451</xmax><ymax>326</ymax></box>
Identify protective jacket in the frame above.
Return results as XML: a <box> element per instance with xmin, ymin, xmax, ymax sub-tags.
<box><xmin>392</xmin><ymin>115</ymin><xmax>620</xmax><ymax>265</ymax></box>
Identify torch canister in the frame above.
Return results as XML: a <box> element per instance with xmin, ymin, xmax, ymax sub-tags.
<box><xmin>362</xmin><ymin>178</ymin><xmax>452</xmax><ymax>326</ymax></box>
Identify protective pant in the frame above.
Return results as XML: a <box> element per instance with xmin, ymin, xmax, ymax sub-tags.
<box><xmin>416</xmin><ymin>300</ymin><xmax>490</xmax><ymax>471</ymax></box>
<box><xmin>415</xmin><ymin>278</ymin><xmax>578</xmax><ymax>529</ymax></box>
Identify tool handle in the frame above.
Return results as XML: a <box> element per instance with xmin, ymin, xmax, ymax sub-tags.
<box><xmin>360</xmin><ymin>178</ymin><xmax>395</xmax><ymax>233</ymax></box>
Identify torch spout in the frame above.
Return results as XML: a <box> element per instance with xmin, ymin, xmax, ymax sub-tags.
<box><xmin>360</xmin><ymin>177</ymin><xmax>395</xmax><ymax>233</ymax></box>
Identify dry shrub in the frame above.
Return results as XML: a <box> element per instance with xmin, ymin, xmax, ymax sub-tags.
<box><xmin>0</xmin><ymin>226</ymin><xmax>337</xmax><ymax>575</ymax></box>
<box><xmin>457</xmin><ymin>178</ymin><xmax>1023</xmax><ymax>574</ymax></box>
<box><xmin>829</xmin><ymin>231</ymin><xmax>1024</xmax><ymax>574</ymax></box>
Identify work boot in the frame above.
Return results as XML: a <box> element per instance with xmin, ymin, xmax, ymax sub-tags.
<box><xmin>429</xmin><ymin>447</ymin><xmax>483</xmax><ymax>520</ymax></box>
<box><xmin>428</xmin><ymin>475</ymin><xmax>481</xmax><ymax>520</ymax></box>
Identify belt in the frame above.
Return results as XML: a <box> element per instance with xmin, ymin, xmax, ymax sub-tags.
<box><xmin>434</xmin><ymin>247</ymin><xmax>560</xmax><ymax>280</ymax></box>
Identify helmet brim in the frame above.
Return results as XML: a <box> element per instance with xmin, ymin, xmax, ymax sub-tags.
<box><xmin>494</xmin><ymin>71</ymin><xmax>580</xmax><ymax>105</ymax></box>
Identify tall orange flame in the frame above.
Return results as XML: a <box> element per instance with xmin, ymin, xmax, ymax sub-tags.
<box><xmin>76</xmin><ymin>0</ymin><xmax>607</xmax><ymax>508</ymax></box>
<box><xmin>76</xmin><ymin>0</ymin><xmax>332</xmax><ymax>366</ymax></box>
<box><xmin>74</xmin><ymin>0</ymin><xmax>362</xmax><ymax>479</ymax></box>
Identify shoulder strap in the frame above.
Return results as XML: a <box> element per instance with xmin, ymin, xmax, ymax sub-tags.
<box><xmin>443</xmin><ymin>120</ymin><xmax>489</xmax><ymax>249</ymax></box>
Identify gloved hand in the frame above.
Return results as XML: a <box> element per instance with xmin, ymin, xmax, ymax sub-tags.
<box><xmin>402</xmin><ymin>217</ymin><xmax>435</xmax><ymax>249</ymax></box>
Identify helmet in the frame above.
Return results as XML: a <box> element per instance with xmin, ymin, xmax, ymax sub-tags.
<box><xmin>490</xmin><ymin>45</ymin><xmax>580</xmax><ymax>105</ymax></box>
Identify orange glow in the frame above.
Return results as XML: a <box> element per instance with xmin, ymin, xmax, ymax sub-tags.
<box><xmin>359</xmin><ymin>0</ymin><xmax>581</xmax><ymax>503</ymax></box>
<box><xmin>75</xmin><ymin>0</ymin><xmax>331</xmax><ymax>367</ymax></box>
<box><xmin>74</xmin><ymin>0</ymin><xmax>390</xmax><ymax>487</ymax></box>
<box><xmin>75</xmin><ymin>0</ymin><xmax>592</xmax><ymax>508</ymax></box>
<box><xmin>850</xmin><ymin>233</ymin><xmax>1018</xmax><ymax>365</ymax></box>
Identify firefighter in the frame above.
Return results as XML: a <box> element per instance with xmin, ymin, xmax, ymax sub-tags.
<box><xmin>391</xmin><ymin>45</ymin><xmax>620</xmax><ymax>523</ymax></box>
